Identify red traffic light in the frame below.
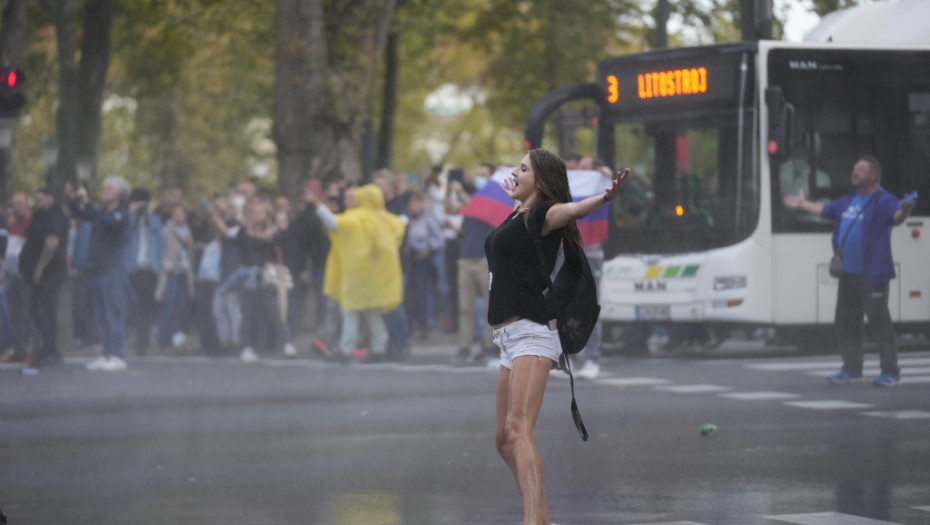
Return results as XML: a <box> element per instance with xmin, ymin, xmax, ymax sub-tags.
<box><xmin>6</xmin><ymin>71</ymin><xmax>17</xmax><ymax>88</ymax></box>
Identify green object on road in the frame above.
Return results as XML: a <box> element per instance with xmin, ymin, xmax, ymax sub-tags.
<box><xmin>700</xmin><ymin>423</ymin><xmax>717</xmax><ymax>436</ymax></box>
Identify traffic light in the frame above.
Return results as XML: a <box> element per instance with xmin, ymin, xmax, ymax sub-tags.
<box><xmin>0</xmin><ymin>66</ymin><xmax>25</xmax><ymax>118</ymax></box>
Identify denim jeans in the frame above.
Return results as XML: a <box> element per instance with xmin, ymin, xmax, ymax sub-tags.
<box><xmin>340</xmin><ymin>309</ymin><xmax>386</xmax><ymax>355</ymax></box>
<box><xmin>0</xmin><ymin>281</ymin><xmax>13</xmax><ymax>350</ymax></box>
<box><xmin>212</xmin><ymin>286</ymin><xmax>242</xmax><ymax>347</ymax></box>
<box><xmin>157</xmin><ymin>272</ymin><xmax>191</xmax><ymax>347</ymax></box>
<box><xmin>88</xmin><ymin>269</ymin><xmax>129</xmax><ymax>359</ymax></box>
<box><xmin>383</xmin><ymin>305</ymin><xmax>409</xmax><ymax>354</ymax></box>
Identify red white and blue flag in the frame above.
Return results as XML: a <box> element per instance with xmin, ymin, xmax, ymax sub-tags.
<box><xmin>460</xmin><ymin>168</ymin><xmax>610</xmax><ymax>246</ymax></box>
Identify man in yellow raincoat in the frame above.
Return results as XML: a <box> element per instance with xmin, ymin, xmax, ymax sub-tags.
<box><xmin>313</xmin><ymin>184</ymin><xmax>405</xmax><ymax>362</ymax></box>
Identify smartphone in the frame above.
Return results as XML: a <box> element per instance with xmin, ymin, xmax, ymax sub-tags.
<box><xmin>448</xmin><ymin>169</ymin><xmax>465</xmax><ymax>185</ymax></box>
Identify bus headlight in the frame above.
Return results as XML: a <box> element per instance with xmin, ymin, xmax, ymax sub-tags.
<box><xmin>713</xmin><ymin>276</ymin><xmax>747</xmax><ymax>291</ymax></box>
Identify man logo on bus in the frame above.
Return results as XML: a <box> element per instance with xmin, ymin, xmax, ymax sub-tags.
<box><xmin>634</xmin><ymin>280</ymin><xmax>667</xmax><ymax>292</ymax></box>
<box><xmin>789</xmin><ymin>60</ymin><xmax>817</xmax><ymax>70</ymax></box>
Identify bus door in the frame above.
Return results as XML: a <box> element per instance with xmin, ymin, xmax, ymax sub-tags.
<box><xmin>768</xmin><ymin>47</ymin><xmax>930</xmax><ymax>326</ymax></box>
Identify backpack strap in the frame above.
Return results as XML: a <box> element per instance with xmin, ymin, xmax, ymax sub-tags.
<box><xmin>526</xmin><ymin>208</ymin><xmax>589</xmax><ymax>442</ymax></box>
<box><xmin>525</xmin><ymin>209</ymin><xmax>555</xmax><ymax>299</ymax></box>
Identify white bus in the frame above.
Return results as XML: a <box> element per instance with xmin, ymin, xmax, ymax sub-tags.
<box><xmin>525</xmin><ymin>2</ymin><xmax>930</xmax><ymax>351</ymax></box>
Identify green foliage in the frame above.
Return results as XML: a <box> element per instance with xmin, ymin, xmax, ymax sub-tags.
<box><xmin>9</xmin><ymin>0</ymin><xmax>814</xmax><ymax>197</ymax></box>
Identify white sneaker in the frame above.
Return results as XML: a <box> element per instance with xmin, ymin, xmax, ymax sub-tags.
<box><xmin>98</xmin><ymin>356</ymin><xmax>128</xmax><ymax>372</ymax></box>
<box><xmin>240</xmin><ymin>347</ymin><xmax>258</xmax><ymax>363</ymax></box>
<box><xmin>283</xmin><ymin>343</ymin><xmax>297</xmax><ymax>358</ymax></box>
<box><xmin>86</xmin><ymin>355</ymin><xmax>109</xmax><ymax>371</ymax></box>
<box><xmin>172</xmin><ymin>332</ymin><xmax>187</xmax><ymax>348</ymax></box>
<box><xmin>576</xmin><ymin>359</ymin><xmax>600</xmax><ymax>380</ymax></box>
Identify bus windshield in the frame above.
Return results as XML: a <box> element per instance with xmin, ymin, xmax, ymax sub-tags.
<box><xmin>606</xmin><ymin>109</ymin><xmax>758</xmax><ymax>256</ymax></box>
<box><xmin>768</xmin><ymin>48</ymin><xmax>930</xmax><ymax>233</ymax></box>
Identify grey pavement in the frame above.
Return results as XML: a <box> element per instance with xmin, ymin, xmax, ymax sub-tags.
<box><xmin>2</xmin><ymin>335</ymin><xmax>930</xmax><ymax>525</ymax></box>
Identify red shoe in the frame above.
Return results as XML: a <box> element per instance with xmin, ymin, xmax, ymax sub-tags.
<box><xmin>312</xmin><ymin>340</ymin><xmax>331</xmax><ymax>356</ymax></box>
<box><xmin>21</xmin><ymin>355</ymin><xmax>36</xmax><ymax>366</ymax></box>
<box><xmin>351</xmin><ymin>347</ymin><xmax>370</xmax><ymax>359</ymax></box>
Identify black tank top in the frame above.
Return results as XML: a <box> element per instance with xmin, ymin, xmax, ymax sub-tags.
<box><xmin>484</xmin><ymin>201</ymin><xmax>562</xmax><ymax>325</ymax></box>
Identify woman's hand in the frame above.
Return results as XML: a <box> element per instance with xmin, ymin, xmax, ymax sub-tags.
<box><xmin>603</xmin><ymin>168</ymin><xmax>630</xmax><ymax>202</ymax></box>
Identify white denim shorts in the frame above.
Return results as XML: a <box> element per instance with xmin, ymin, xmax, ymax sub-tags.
<box><xmin>492</xmin><ymin>319</ymin><xmax>562</xmax><ymax>370</ymax></box>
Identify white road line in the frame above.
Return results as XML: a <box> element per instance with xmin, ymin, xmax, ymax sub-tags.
<box><xmin>719</xmin><ymin>391</ymin><xmax>801</xmax><ymax>400</ymax></box>
<box><xmin>807</xmin><ymin>367</ymin><xmax>930</xmax><ymax>377</ymax></box>
<box><xmin>597</xmin><ymin>377</ymin><xmax>672</xmax><ymax>387</ymax></box>
<box><xmin>861</xmin><ymin>410</ymin><xmax>930</xmax><ymax>420</ymax></box>
<box><xmin>914</xmin><ymin>506</ymin><xmax>930</xmax><ymax>512</ymax></box>
<box><xmin>766</xmin><ymin>511</ymin><xmax>903</xmax><ymax>524</ymax></box>
<box><xmin>785</xmin><ymin>400</ymin><xmax>873</xmax><ymax>410</ymax></box>
<box><xmin>654</xmin><ymin>384</ymin><xmax>733</xmax><ymax>393</ymax></box>
<box><xmin>748</xmin><ymin>357</ymin><xmax>930</xmax><ymax>372</ymax></box>
<box><xmin>629</xmin><ymin>522</ymin><xmax>708</xmax><ymax>525</ymax></box>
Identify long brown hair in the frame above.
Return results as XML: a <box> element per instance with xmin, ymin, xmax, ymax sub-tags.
<box><xmin>525</xmin><ymin>148</ymin><xmax>582</xmax><ymax>248</ymax></box>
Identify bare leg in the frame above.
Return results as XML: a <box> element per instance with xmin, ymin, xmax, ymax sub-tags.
<box><xmin>495</xmin><ymin>355</ymin><xmax>552</xmax><ymax>525</ymax></box>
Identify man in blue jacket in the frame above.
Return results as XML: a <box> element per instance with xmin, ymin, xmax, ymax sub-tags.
<box><xmin>784</xmin><ymin>155</ymin><xmax>916</xmax><ymax>387</ymax></box>
<box><xmin>68</xmin><ymin>177</ymin><xmax>133</xmax><ymax>372</ymax></box>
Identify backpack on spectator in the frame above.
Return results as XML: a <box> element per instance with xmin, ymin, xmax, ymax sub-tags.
<box><xmin>528</xmin><ymin>212</ymin><xmax>600</xmax><ymax>441</ymax></box>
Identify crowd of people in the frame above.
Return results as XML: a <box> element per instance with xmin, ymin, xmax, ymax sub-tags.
<box><xmin>0</xmin><ymin>165</ymin><xmax>502</xmax><ymax>371</ymax></box>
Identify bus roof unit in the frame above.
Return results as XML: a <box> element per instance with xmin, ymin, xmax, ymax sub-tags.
<box><xmin>804</xmin><ymin>0</ymin><xmax>930</xmax><ymax>45</ymax></box>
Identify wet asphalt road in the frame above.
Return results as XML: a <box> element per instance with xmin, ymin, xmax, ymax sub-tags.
<box><xmin>1</xmin><ymin>342</ymin><xmax>930</xmax><ymax>525</ymax></box>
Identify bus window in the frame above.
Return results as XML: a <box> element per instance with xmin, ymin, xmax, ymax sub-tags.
<box><xmin>607</xmin><ymin>110</ymin><xmax>758</xmax><ymax>256</ymax></box>
<box><xmin>769</xmin><ymin>48</ymin><xmax>930</xmax><ymax>232</ymax></box>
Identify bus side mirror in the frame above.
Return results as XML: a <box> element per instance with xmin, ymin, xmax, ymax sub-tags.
<box><xmin>766</xmin><ymin>86</ymin><xmax>794</xmax><ymax>162</ymax></box>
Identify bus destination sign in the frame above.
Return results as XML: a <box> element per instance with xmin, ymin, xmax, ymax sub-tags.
<box><xmin>599</xmin><ymin>51</ymin><xmax>744</xmax><ymax>115</ymax></box>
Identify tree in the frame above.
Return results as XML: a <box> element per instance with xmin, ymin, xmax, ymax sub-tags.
<box><xmin>274</xmin><ymin>0</ymin><xmax>396</xmax><ymax>199</ymax></box>
<box><xmin>809</xmin><ymin>0</ymin><xmax>859</xmax><ymax>17</ymax></box>
<box><xmin>39</xmin><ymin>0</ymin><xmax>114</xmax><ymax>195</ymax></box>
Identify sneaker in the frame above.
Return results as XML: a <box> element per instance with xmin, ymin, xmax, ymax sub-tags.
<box><xmin>827</xmin><ymin>369</ymin><xmax>865</xmax><ymax>384</ymax></box>
<box><xmin>86</xmin><ymin>355</ymin><xmax>110</xmax><ymax>371</ymax></box>
<box><xmin>283</xmin><ymin>343</ymin><xmax>297</xmax><ymax>358</ymax></box>
<box><xmin>98</xmin><ymin>356</ymin><xmax>128</xmax><ymax>372</ymax></box>
<box><xmin>0</xmin><ymin>348</ymin><xmax>22</xmax><ymax>363</ymax></box>
<box><xmin>21</xmin><ymin>355</ymin><xmax>36</xmax><ymax>367</ymax></box>
<box><xmin>351</xmin><ymin>347</ymin><xmax>370</xmax><ymax>359</ymax></box>
<box><xmin>312</xmin><ymin>339</ymin><xmax>331</xmax><ymax>357</ymax></box>
<box><xmin>871</xmin><ymin>373</ymin><xmax>901</xmax><ymax>388</ymax></box>
<box><xmin>172</xmin><ymin>332</ymin><xmax>187</xmax><ymax>348</ymax></box>
<box><xmin>240</xmin><ymin>347</ymin><xmax>258</xmax><ymax>363</ymax></box>
<box><xmin>576</xmin><ymin>359</ymin><xmax>601</xmax><ymax>380</ymax></box>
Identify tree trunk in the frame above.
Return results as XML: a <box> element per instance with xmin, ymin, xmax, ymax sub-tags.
<box><xmin>376</xmin><ymin>27</ymin><xmax>399</xmax><ymax>171</ymax></box>
<box><xmin>76</xmin><ymin>0</ymin><xmax>115</xmax><ymax>190</ymax></box>
<box><xmin>42</xmin><ymin>0</ymin><xmax>79</xmax><ymax>195</ymax></box>
<box><xmin>274</xmin><ymin>0</ymin><xmax>396</xmax><ymax>198</ymax></box>
<box><xmin>0</xmin><ymin>0</ymin><xmax>27</xmax><ymax>203</ymax></box>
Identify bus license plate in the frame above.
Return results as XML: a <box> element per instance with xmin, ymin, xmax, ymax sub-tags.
<box><xmin>635</xmin><ymin>305</ymin><xmax>670</xmax><ymax>320</ymax></box>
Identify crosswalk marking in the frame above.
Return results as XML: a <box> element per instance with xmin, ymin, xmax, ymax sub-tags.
<box><xmin>748</xmin><ymin>356</ymin><xmax>930</xmax><ymax>372</ymax></box>
<box><xmin>629</xmin><ymin>522</ymin><xmax>707</xmax><ymax>525</ymax></box>
<box><xmin>785</xmin><ymin>400</ymin><xmax>873</xmax><ymax>410</ymax></box>
<box><xmin>807</xmin><ymin>366</ymin><xmax>930</xmax><ymax>377</ymax></box>
<box><xmin>654</xmin><ymin>384</ymin><xmax>733</xmax><ymax>393</ymax></box>
<box><xmin>719</xmin><ymin>391</ymin><xmax>801</xmax><ymax>400</ymax></box>
<box><xmin>766</xmin><ymin>511</ymin><xmax>902</xmax><ymax>524</ymax></box>
<box><xmin>861</xmin><ymin>410</ymin><xmax>930</xmax><ymax>420</ymax></box>
<box><xmin>597</xmin><ymin>377</ymin><xmax>671</xmax><ymax>386</ymax></box>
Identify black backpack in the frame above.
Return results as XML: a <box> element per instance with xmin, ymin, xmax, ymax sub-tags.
<box><xmin>528</xmin><ymin>212</ymin><xmax>600</xmax><ymax>441</ymax></box>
